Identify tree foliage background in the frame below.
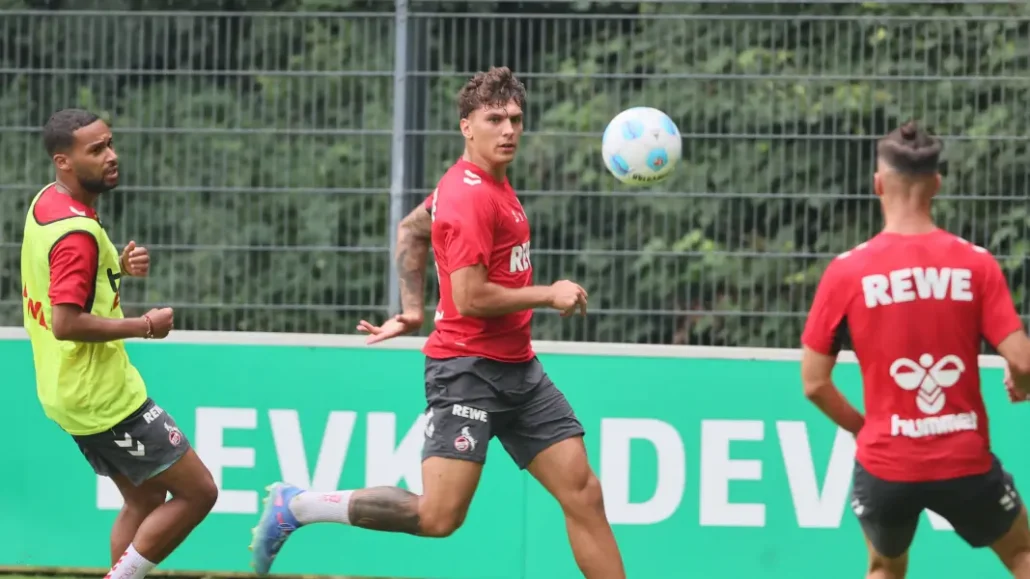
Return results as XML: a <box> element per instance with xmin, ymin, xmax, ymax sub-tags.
<box><xmin>1</xmin><ymin>0</ymin><xmax>1027</xmax><ymax>347</ymax></box>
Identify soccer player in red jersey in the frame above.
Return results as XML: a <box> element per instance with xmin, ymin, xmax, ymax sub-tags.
<box><xmin>251</xmin><ymin>67</ymin><xmax>626</xmax><ymax>578</ymax></box>
<box><xmin>801</xmin><ymin>121</ymin><xmax>1030</xmax><ymax>578</ymax></box>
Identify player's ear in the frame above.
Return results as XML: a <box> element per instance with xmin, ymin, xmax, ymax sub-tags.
<box><xmin>53</xmin><ymin>153</ymin><xmax>71</xmax><ymax>172</ymax></box>
<box><xmin>460</xmin><ymin>117</ymin><xmax>472</xmax><ymax>140</ymax></box>
<box><xmin>872</xmin><ymin>172</ymin><xmax>884</xmax><ymax>198</ymax></box>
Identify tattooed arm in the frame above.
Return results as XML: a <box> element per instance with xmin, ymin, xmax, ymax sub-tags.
<box><xmin>356</xmin><ymin>204</ymin><xmax>433</xmax><ymax>343</ymax></box>
<box><xmin>395</xmin><ymin>204</ymin><xmax>432</xmax><ymax>321</ymax></box>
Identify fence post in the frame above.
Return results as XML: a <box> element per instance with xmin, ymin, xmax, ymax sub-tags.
<box><xmin>387</xmin><ymin>0</ymin><xmax>410</xmax><ymax>315</ymax></box>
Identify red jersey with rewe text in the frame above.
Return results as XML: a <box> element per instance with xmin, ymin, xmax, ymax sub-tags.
<box><xmin>421</xmin><ymin>159</ymin><xmax>534</xmax><ymax>363</ymax></box>
<box><xmin>801</xmin><ymin>229</ymin><xmax>1024</xmax><ymax>482</ymax></box>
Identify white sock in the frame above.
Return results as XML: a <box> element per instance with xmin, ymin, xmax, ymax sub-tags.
<box><xmin>104</xmin><ymin>544</ymin><xmax>156</xmax><ymax>579</ymax></box>
<box><xmin>288</xmin><ymin>490</ymin><xmax>354</xmax><ymax>525</ymax></box>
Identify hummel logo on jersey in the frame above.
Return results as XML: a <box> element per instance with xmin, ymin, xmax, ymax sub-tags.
<box><xmin>510</xmin><ymin>241</ymin><xmax>531</xmax><ymax>273</ymax></box>
<box><xmin>862</xmin><ymin>267</ymin><xmax>973</xmax><ymax>308</ymax></box>
<box><xmin>463</xmin><ymin>170</ymin><xmax>482</xmax><ymax>187</ymax></box>
<box><xmin>892</xmin><ymin>354</ymin><xmax>965</xmax><ymax>414</ymax></box>
<box><xmin>890</xmin><ymin>353</ymin><xmax>978</xmax><ymax>438</ymax></box>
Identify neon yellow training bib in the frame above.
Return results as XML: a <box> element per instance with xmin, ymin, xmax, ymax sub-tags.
<box><xmin>21</xmin><ymin>185</ymin><xmax>147</xmax><ymax>435</ymax></box>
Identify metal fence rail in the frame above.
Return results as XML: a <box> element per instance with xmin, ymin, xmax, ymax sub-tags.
<box><xmin>1</xmin><ymin>2</ymin><xmax>1026</xmax><ymax>347</ymax></box>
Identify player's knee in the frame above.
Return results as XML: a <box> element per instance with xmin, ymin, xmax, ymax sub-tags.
<box><xmin>176</xmin><ymin>465</ymin><xmax>218</xmax><ymax>514</ymax></box>
<box><xmin>1003</xmin><ymin>550</ymin><xmax>1030</xmax><ymax>575</ymax></box>
<box><xmin>416</xmin><ymin>492</ymin><xmax>471</xmax><ymax>538</ymax></box>
<box><xmin>994</xmin><ymin>531</ymin><xmax>1030</xmax><ymax>572</ymax></box>
<box><xmin>560</xmin><ymin>471</ymin><xmax>606</xmax><ymax>520</ymax></box>
<box><xmin>867</xmin><ymin>553</ymin><xmax>907</xmax><ymax>578</ymax></box>
<box><xmin>417</xmin><ymin>508</ymin><xmax>467</xmax><ymax>538</ymax></box>
<box><xmin>193</xmin><ymin>474</ymin><xmax>218</xmax><ymax>514</ymax></box>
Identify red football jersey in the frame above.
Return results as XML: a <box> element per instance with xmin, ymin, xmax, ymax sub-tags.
<box><xmin>33</xmin><ymin>186</ymin><xmax>102</xmax><ymax>310</ymax></box>
<box><xmin>801</xmin><ymin>230</ymin><xmax>1024</xmax><ymax>482</ymax></box>
<box><xmin>421</xmin><ymin>159</ymin><xmax>535</xmax><ymax>363</ymax></box>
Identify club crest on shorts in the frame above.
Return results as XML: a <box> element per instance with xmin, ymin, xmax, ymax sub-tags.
<box><xmin>164</xmin><ymin>422</ymin><xmax>183</xmax><ymax>446</ymax></box>
<box><xmin>454</xmin><ymin>426</ymin><xmax>477</xmax><ymax>453</ymax></box>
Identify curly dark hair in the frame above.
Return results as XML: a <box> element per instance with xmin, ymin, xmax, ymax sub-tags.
<box><xmin>456</xmin><ymin>66</ymin><xmax>526</xmax><ymax>120</ymax></box>
<box><xmin>42</xmin><ymin>108</ymin><xmax>101</xmax><ymax>156</ymax></box>
<box><xmin>876</xmin><ymin>120</ymin><xmax>942</xmax><ymax>175</ymax></box>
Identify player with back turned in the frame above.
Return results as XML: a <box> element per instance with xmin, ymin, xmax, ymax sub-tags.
<box><xmin>801</xmin><ymin>121</ymin><xmax>1030</xmax><ymax>578</ymax></box>
<box><xmin>250</xmin><ymin>67</ymin><xmax>627</xmax><ymax>578</ymax></box>
<box><xmin>22</xmin><ymin>109</ymin><xmax>218</xmax><ymax>579</ymax></box>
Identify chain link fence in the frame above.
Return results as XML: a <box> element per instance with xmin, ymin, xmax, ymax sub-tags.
<box><xmin>1</xmin><ymin>2</ymin><xmax>1027</xmax><ymax>347</ymax></box>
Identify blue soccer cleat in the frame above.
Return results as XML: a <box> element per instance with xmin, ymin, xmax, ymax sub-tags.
<box><xmin>249</xmin><ymin>482</ymin><xmax>305</xmax><ymax>576</ymax></box>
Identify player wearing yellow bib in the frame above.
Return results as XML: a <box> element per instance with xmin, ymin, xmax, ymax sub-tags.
<box><xmin>22</xmin><ymin>109</ymin><xmax>217</xmax><ymax>579</ymax></box>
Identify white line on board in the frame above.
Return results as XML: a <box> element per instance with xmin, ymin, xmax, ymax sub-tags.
<box><xmin>0</xmin><ymin>325</ymin><xmax>1007</xmax><ymax>368</ymax></box>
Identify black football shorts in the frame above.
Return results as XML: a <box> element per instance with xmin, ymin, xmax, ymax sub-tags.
<box><xmin>851</xmin><ymin>455</ymin><xmax>1023</xmax><ymax>557</ymax></box>
<box><xmin>72</xmin><ymin>398</ymin><xmax>192</xmax><ymax>486</ymax></box>
<box><xmin>421</xmin><ymin>356</ymin><xmax>585</xmax><ymax>469</ymax></box>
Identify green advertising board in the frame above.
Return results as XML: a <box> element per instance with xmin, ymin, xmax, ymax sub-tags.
<box><xmin>0</xmin><ymin>328</ymin><xmax>1023</xmax><ymax>578</ymax></box>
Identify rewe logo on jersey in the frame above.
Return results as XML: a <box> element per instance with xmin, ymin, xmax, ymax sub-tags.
<box><xmin>889</xmin><ymin>354</ymin><xmax>978</xmax><ymax>438</ymax></box>
<box><xmin>510</xmin><ymin>241</ymin><xmax>531</xmax><ymax>273</ymax></box>
<box><xmin>862</xmin><ymin>267</ymin><xmax>973</xmax><ymax>309</ymax></box>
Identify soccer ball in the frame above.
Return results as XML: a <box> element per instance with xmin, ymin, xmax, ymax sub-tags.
<box><xmin>601</xmin><ymin>106</ymin><xmax>682</xmax><ymax>185</ymax></box>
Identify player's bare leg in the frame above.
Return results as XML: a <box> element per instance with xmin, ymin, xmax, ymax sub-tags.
<box><xmin>104</xmin><ymin>449</ymin><xmax>216</xmax><ymax>579</ymax></box>
<box><xmin>528</xmin><ymin>436</ymin><xmax>625</xmax><ymax>579</ymax></box>
<box><xmin>110</xmin><ymin>475</ymin><xmax>166</xmax><ymax>564</ymax></box>
<box><xmin>344</xmin><ymin>457</ymin><xmax>483</xmax><ymax>536</ymax></box>
<box><xmin>409</xmin><ymin>457</ymin><xmax>483</xmax><ymax>536</ymax></box>
<box><xmin>863</xmin><ymin>535</ymin><xmax>908</xmax><ymax>579</ymax></box>
<box><xmin>990</xmin><ymin>506</ymin><xmax>1030</xmax><ymax>578</ymax></box>
<box><xmin>251</xmin><ymin>457</ymin><xmax>483</xmax><ymax>575</ymax></box>
<box><xmin>124</xmin><ymin>450</ymin><xmax>217</xmax><ymax>561</ymax></box>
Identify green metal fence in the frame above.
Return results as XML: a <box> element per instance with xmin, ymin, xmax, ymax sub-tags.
<box><xmin>1</xmin><ymin>1</ymin><xmax>1027</xmax><ymax>347</ymax></box>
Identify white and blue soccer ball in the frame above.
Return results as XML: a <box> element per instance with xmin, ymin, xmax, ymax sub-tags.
<box><xmin>601</xmin><ymin>106</ymin><xmax>682</xmax><ymax>185</ymax></box>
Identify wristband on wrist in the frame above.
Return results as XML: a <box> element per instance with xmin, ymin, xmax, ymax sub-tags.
<box><xmin>142</xmin><ymin>315</ymin><xmax>154</xmax><ymax>339</ymax></box>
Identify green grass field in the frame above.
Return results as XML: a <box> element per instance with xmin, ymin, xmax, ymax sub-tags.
<box><xmin>2</xmin><ymin>572</ymin><xmax>405</xmax><ymax>579</ymax></box>
<box><xmin>5</xmin><ymin>573</ymin><xmax>227</xmax><ymax>579</ymax></box>
<box><xmin>7</xmin><ymin>575</ymin><xmax>107</xmax><ymax>579</ymax></box>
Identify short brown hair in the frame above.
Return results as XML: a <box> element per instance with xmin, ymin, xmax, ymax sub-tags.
<box><xmin>876</xmin><ymin>120</ymin><xmax>942</xmax><ymax>175</ymax></box>
<box><xmin>457</xmin><ymin>66</ymin><xmax>526</xmax><ymax>119</ymax></box>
